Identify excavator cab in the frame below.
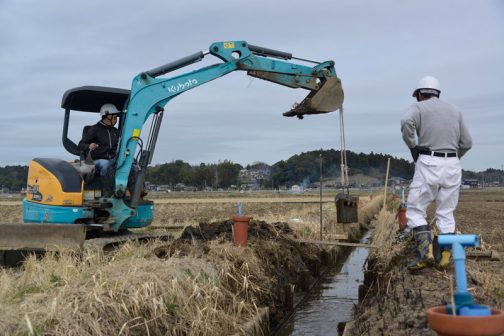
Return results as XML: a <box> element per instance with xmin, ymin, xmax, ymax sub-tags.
<box><xmin>22</xmin><ymin>86</ymin><xmax>154</xmax><ymax>227</ymax></box>
<box><xmin>61</xmin><ymin>86</ymin><xmax>130</xmax><ymax>159</ymax></box>
<box><xmin>59</xmin><ymin>86</ymin><xmax>125</xmax><ymax>196</ymax></box>
<box><xmin>60</xmin><ymin>86</ymin><xmax>130</xmax><ymax>185</ymax></box>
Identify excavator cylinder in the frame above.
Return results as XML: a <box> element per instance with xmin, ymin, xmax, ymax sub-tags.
<box><xmin>145</xmin><ymin>51</ymin><xmax>205</xmax><ymax>78</ymax></box>
<box><xmin>248</xmin><ymin>44</ymin><xmax>293</xmax><ymax>60</ymax></box>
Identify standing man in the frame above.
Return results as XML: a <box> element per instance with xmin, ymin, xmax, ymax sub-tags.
<box><xmin>79</xmin><ymin>103</ymin><xmax>120</xmax><ymax>179</ymax></box>
<box><xmin>401</xmin><ymin>76</ymin><xmax>472</xmax><ymax>271</ymax></box>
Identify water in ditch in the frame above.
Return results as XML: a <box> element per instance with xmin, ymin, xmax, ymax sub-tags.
<box><xmin>276</xmin><ymin>234</ymin><xmax>370</xmax><ymax>335</ymax></box>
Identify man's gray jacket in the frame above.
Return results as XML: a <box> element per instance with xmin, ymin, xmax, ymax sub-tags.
<box><xmin>401</xmin><ymin>97</ymin><xmax>472</xmax><ymax>158</ymax></box>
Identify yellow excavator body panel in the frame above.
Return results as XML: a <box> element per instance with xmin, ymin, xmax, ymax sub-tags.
<box><xmin>26</xmin><ymin>159</ymin><xmax>84</xmax><ymax>206</ymax></box>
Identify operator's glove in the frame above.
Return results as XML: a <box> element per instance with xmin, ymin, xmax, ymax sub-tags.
<box><xmin>410</xmin><ymin>146</ymin><xmax>430</xmax><ymax>162</ymax></box>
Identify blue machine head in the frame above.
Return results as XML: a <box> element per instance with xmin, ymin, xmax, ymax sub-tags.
<box><xmin>439</xmin><ymin>233</ymin><xmax>491</xmax><ymax>316</ymax></box>
<box><xmin>437</xmin><ymin>234</ymin><xmax>479</xmax><ymax>248</ymax></box>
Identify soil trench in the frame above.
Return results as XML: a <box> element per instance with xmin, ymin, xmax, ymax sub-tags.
<box><xmin>153</xmin><ymin>218</ymin><xmax>369</xmax><ymax>334</ymax></box>
<box><xmin>276</xmin><ymin>233</ymin><xmax>370</xmax><ymax>336</ymax></box>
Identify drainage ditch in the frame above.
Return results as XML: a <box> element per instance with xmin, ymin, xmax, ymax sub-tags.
<box><xmin>275</xmin><ymin>233</ymin><xmax>371</xmax><ymax>335</ymax></box>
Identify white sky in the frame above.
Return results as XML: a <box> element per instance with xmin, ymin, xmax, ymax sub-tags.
<box><xmin>0</xmin><ymin>0</ymin><xmax>503</xmax><ymax>171</ymax></box>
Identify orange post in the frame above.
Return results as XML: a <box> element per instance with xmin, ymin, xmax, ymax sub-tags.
<box><xmin>233</xmin><ymin>215</ymin><xmax>250</xmax><ymax>248</ymax></box>
<box><xmin>398</xmin><ymin>206</ymin><xmax>407</xmax><ymax>231</ymax></box>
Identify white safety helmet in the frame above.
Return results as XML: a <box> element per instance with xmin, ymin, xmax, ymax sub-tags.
<box><xmin>100</xmin><ymin>103</ymin><xmax>120</xmax><ymax>117</ymax></box>
<box><xmin>412</xmin><ymin>76</ymin><xmax>441</xmax><ymax>97</ymax></box>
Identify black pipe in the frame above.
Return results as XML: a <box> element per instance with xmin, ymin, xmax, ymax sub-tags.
<box><xmin>248</xmin><ymin>44</ymin><xmax>292</xmax><ymax>60</ymax></box>
<box><xmin>147</xmin><ymin>109</ymin><xmax>164</xmax><ymax>164</ymax></box>
<box><xmin>145</xmin><ymin>51</ymin><xmax>205</xmax><ymax>78</ymax></box>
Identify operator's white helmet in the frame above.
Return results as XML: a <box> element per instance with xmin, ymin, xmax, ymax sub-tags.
<box><xmin>412</xmin><ymin>76</ymin><xmax>441</xmax><ymax>97</ymax></box>
<box><xmin>100</xmin><ymin>103</ymin><xmax>120</xmax><ymax>117</ymax></box>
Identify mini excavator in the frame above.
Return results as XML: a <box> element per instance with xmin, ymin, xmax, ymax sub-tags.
<box><xmin>0</xmin><ymin>41</ymin><xmax>344</xmax><ymax>266</ymax></box>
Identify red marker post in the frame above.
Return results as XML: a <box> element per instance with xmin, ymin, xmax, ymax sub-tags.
<box><xmin>233</xmin><ymin>202</ymin><xmax>249</xmax><ymax>248</ymax></box>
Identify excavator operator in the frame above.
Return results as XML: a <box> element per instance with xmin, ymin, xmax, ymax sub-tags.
<box><xmin>78</xmin><ymin>103</ymin><xmax>120</xmax><ymax>196</ymax></box>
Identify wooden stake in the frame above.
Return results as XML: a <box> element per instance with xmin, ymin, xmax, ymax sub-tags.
<box><xmin>383</xmin><ymin>157</ymin><xmax>391</xmax><ymax>209</ymax></box>
<box><xmin>319</xmin><ymin>154</ymin><xmax>323</xmax><ymax>240</ymax></box>
<box><xmin>450</xmin><ymin>274</ymin><xmax>457</xmax><ymax>316</ymax></box>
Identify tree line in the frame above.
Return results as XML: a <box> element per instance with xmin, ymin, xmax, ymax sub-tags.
<box><xmin>0</xmin><ymin>165</ymin><xmax>29</xmax><ymax>191</ymax></box>
<box><xmin>145</xmin><ymin>150</ymin><xmax>417</xmax><ymax>189</ymax></box>
<box><xmin>271</xmin><ymin>149</ymin><xmax>415</xmax><ymax>188</ymax></box>
<box><xmin>145</xmin><ymin>160</ymin><xmax>242</xmax><ymax>189</ymax></box>
<box><xmin>0</xmin><ymin>151</ymin><xmax>501</xmax><ymax>191</ymax></box>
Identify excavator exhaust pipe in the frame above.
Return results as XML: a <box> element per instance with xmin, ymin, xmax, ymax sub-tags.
<box><xmin>283</xmin><ymin>76</ymin><xmax>344</xmax><ymax>119</ymax></box>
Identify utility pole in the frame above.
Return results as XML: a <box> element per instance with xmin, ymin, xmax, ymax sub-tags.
<box><xmin>319</xmin><ymin>154</ymin><xmax>323</xmax><ymax>240</ymax></box>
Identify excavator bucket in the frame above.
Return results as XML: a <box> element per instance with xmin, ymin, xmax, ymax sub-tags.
<box><xmin>283</xmin><ymin>76</ymin><xmax>344</xmax><ymax>119</ymax></box>
<box><xmin>0</xmin><ymin>224</ymin><xmax>86</xmax><ymax>267</ymax></box>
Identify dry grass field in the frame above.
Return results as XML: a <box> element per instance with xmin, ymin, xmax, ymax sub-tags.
<box><xmin>0</xmin><ymin>191</ymin><xmax>379</xmax><ymax>336</ymax></box>
<box><xmin>152</xmin><ymin>193</ymin><xmax>356</xmax><ymax>240</ymax></box>
<box><xmin>3</xmin><ymin>188</ymin><xmax>499</xmax><ymax>336</ymax></box>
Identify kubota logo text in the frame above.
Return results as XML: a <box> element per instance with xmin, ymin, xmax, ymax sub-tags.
<box><xmin>167</xmin><ymin>79</ymin><xmax>198</xmax><ymax>94</ymax></box>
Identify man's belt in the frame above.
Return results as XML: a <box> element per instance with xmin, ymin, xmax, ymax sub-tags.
<box><xmin>419</xmin><ymin>150</ymin><xmax>457</xmax><ymax>158</ymax></box>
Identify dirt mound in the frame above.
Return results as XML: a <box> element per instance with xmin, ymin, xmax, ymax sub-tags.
<box><xmin>180</xmin><ymin>219</ymin><xmax>295</xmax><ymax>241</ymax></box>
<box><xmin>154</xmin><ymin>219</ymin><xmax>322</xmax><ymax>286</ymax></box>
<box><xmin>154</xmin><ymin>219</ymin><xmax>326</xmax><ymax>328</ymax></box>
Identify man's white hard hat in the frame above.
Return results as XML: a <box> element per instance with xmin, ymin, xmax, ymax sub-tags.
<box><xmin>100</xmin><ymin>103</ymin><xmax>120</xmax><ymax>116</ymax></box>
<box><xmin>412</xmin><ymin>76</ymin><xmax>441</xmax><ymax>97</ymax></box>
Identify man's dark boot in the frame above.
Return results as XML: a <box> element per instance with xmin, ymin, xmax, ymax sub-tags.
<box><xmin>408</xmin><ymin>225</ymin><xmax>434</xmax><ymax>271</ymax></box>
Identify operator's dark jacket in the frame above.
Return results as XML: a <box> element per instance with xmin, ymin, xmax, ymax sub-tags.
<box><xmin>78</xmin><ymin>121</ymin><xmax>119</xmax><ymax>160</ymax></box>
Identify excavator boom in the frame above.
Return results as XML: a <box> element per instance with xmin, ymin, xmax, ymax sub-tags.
<box><xmin>113</xmin><ymin>41</ymin><xmax>344</xmax><ymax>226</ymax></box>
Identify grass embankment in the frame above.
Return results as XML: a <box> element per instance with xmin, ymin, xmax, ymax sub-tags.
<box><xmin>344</xmin><ymin>189</ymin><xmax>504</xmax><ymax>336</ymax></box>
<box><xmin>0</xmin><ymin>239</ymin><xmax>272</xmax><ymax>335</ymax></box>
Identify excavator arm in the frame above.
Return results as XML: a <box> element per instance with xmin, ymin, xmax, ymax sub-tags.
<box><xmin>101</xmin><ymin>41</ymin><xmax>344</xmax><ymax>230</ymax></box>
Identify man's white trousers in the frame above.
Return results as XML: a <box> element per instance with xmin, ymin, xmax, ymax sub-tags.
<box><xmin>406</xmin><ymin>155</ymin><xmax>461</xmax><ymax>234</ymax></box>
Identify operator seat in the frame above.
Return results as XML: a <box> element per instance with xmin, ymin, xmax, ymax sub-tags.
<box><xmin>71</xmin><ymin>125</ymin><xmax>95</xmax><ymax>177</ymax></box>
